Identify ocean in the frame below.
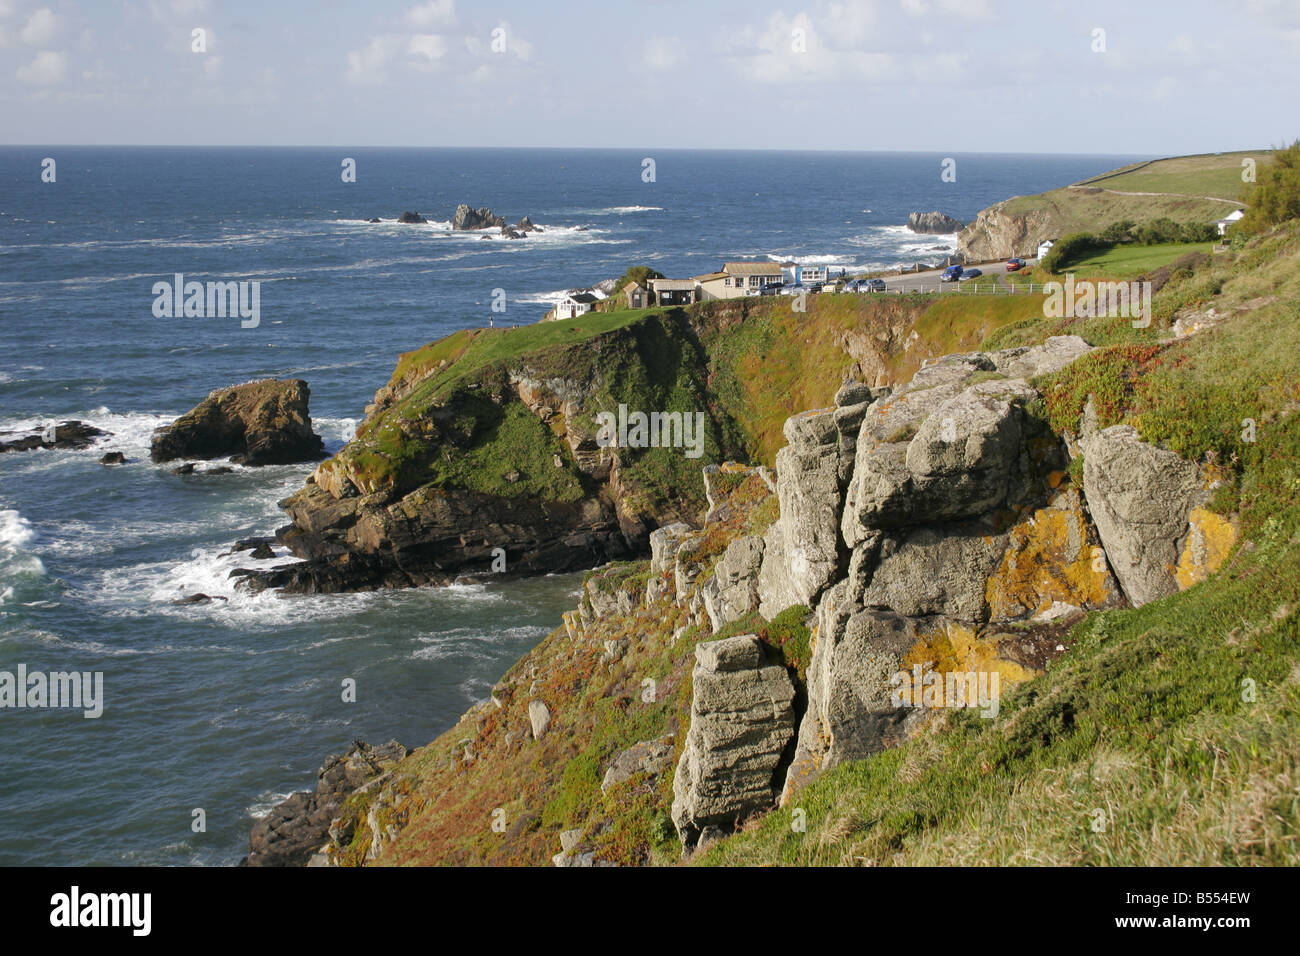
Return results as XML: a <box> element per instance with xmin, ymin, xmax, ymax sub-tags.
<box><xmin>0</xmin><ymin>147</ymin><xmax>1146</xmax><ymax>865</ymax></box>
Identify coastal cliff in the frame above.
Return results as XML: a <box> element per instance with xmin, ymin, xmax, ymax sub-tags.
<box><xmin>956</xmin><ymin>152</ymin><xmax>1258</xmax><ymax>261</ymax></box>
<box><xmin>246</xmin><ymin>216</ymin><xmax>1300</xmax><ymax>866</ymax></box>
<box><xmin>243</xmin><ymin>292</ymin><xmax>1053</xmax><ymax>593</ymax></box>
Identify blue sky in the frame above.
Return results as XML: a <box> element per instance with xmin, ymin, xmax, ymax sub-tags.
<box><xmin>1</xmin><ymin>0</ymin><xmax>1296</xmax><ymax>153</ymax></box>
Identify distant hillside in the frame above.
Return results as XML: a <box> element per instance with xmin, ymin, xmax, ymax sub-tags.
<box><xmin>958</xmin><ymin>150</ymin><xmax>1269</xmax><ymax>260</ymax></box>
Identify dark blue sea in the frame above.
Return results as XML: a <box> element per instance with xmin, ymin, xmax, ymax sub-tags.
<box><xmin>0</xmin><ymin>147</ymin><xmax>1145</xmax><ymax>865</ymax></box>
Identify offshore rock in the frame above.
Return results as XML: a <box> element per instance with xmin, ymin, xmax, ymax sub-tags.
<box><xmin>150</xmin><ymin>379</ymin><xmax>325</xmax><ymax>466</ymax></box>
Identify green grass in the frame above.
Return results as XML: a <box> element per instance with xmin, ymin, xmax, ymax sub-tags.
<box><xmin>1075</xmin><ymin>151</ymin><xmax>1266</xmax><ymax>201</ymax></box>
<box><xmin>390</xmin><ymin>308</ymin><xmax>666</xmax><ymax>401</ymax></box>
<box><xmin>1065</xmin><ymin>241</ymin><xmax>1217</xmax><ymax>279</ymax></box>
<box><xmin>987</xmin><ymin>152</ymin><xmax>1274</xmax><ymax>252</ymax></box>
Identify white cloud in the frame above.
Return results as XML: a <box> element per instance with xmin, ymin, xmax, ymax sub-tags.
<box><xmin>347</xmin><ymin>31</ymin><xmax>451</xmax><ymax>84</ymax></box>
<box><xmin>406</xmin><ymin>0</ymin><xmax>456</xmax><ymax>30</ymax></box>
<box><xmin>726</xmin><ymin>8</ymin><xmax>896</xmax><ymax>84</ymax></box>
<box><xmin>407</xmin><ymin>33</ymin><xmax>447</xmax><ymax>69</ymax></box>
<box><xmin>20</xmin><ymin>8</ymin><xmax>59</xmax><ymax>46</ymax></box>
<box><xmin>346</xmin><ymin>34</ymin><xmax>403</xmax><ymax>85</ymax></box>
<box><xmin>17</xmin><ymin>49</ymin><xmax>66</xmax><ymax>84</ymax></box>
<box><xmin>644</xmin><ymin>36</ymin><xmax>682</xmax><ymax>72</ymax></box>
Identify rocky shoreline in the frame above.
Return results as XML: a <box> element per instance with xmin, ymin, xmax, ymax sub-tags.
<box><xmin>243</xmin><ymin>740</ymin><xmax>409</xmax><ymax>866</ymax></box>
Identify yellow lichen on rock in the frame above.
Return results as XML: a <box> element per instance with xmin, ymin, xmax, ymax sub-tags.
<box><xmin>1176</xmin><ymin>507</ymin><xmax>1238</xmax><ymax>590</ymax></box>
<box><xmin>902</xmin><ymin>621</ymin><xmax>1035</xmax><ymax>689</ymax></box>
<box><xmin>984</xmin><ymin>488</ymin><xmax>1118</xmax><ymax>621</ymax></box>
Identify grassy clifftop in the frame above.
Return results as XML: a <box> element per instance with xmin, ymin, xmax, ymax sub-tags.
<box><xmin>315</xmin><ymin>293</ymin><xmax>1054</xmax><ymax>518</ymax></box>
<box><xmin>959</xmin><ymin>150</ymin><xmax>1273</xmax><ymax>260</ymax></box>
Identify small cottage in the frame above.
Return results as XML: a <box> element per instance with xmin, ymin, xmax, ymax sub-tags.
<box><xmin>648</xmin><ymin>278</ymin><xmax>697</xmax><ymax>306</ymax></box>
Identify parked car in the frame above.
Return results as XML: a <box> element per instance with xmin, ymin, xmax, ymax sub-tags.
<box><xmin>958</xmin><ymin>268</ymin><xmax>982</xmax><ymax>282</ymax></box>
<box><xmin>866</xmin><ymin>278</ymin><xmax>887</xmax><ymax>292</ymax></box>
<box><xmin>757</xmin><ymin>282</ymin><xmax>784</xmax><ymax>296</ymax></box>
<box><xmin>780</xmin><ymin>284</ymin><xmax>805</xmax><ymax>296</ymax></box>
<box><xmin>940</xmin><ymin>265</ymin><xmax>964</xmax><ymax>282</ymax></box>
<box><xmin>842</xmin><ymin>278</ymin><xmax>864</xmax><ymax>292</ymax></box>
<box><xmin>806</xmin><ymin>281</ymin><xmax>825</xmax><ymax>293</ymax></box>
<box><xmin>1005</xmin><ymin>257</ymin><xmax>1024</xmax><ymax>271</ymax></box>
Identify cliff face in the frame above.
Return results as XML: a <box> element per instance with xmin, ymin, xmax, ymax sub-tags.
<box><xmin>283</xmin><ymin>328</ymin><xmax>1234</xmax><ymax>866</ymax></box>
<box><xmin>248</xmin><ymin>214</ymin><xmax>1300</xmax><ymax>870</ymax></box>
<box><xmin>240</xmin><ymin>294</ymin><xmax>1050</xmax><ymax>594</ymax></box>
<box><xmin>241</xmin><ymin>311</ymin><xmax>745</xmax><ymax>593</ymax></box>
<box><xmin>957</xmin><ymin>200</ymin><xmax>1057</xmax><ymax>261</ymax></box>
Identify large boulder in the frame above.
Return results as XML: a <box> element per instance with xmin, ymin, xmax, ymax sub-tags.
<box><xmin>151</xmin><ymin>379</ymin><xmax>325</xmax><ymax>466</ymax></box>
<box><xmin>757</xmin><ymin>408</ymin><xmax>849</xmax><ymax>618</ymax></box>
<box><xmin>861</xmin><ymin>522</ymin><xmax>1007</xmax><ymax>621</ymax></box>
<box><xmin>842</xmin><ymin>376</ymin><xmax>1035</xmax><ymax>538</ymax></box>
<box><xmin>601</xmin><ymin>734</ymin><xmax>675</xmax><ymax>792</ymax></box>
<box><xmin>990</xmin><ymin>335</ymin><xmax>1093</xmax><ymax>380</ymax></box>
<box><xmin>671</xmin><ymin>635</ymin><xmax>797</xmax><ymax>850</ymax></box>
<box><xmin>1081</xmin><ymin>422</ymin><xmax>1202</xmax><ymax>607</ymax></box>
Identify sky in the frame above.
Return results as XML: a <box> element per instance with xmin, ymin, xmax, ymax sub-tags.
<box><xmin>0</xmin><ymin>0</ymin><xmax>1296</xmax><ymax>153</ymax></box>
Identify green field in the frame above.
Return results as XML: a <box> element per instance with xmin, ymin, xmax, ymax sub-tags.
<box><xmin>1064</xmin><ymin>241</ymin><xmax>1217</xmax><ymax>279</ymax></box>
<box><xmin>1074</xmin><ymin>151</ymin><xmax>1266</xmax><ymax>201</ymax></box>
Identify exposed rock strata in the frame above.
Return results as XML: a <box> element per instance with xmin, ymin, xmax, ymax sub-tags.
<box><xmin>670</xmin><ymin>635</ymin><xmax>797</xmax><ymax>850</ymax></box>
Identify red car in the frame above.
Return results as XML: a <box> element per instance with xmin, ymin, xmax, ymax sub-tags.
<box><xmin>1006</xmin><ymin>257</ymin><xmax>1025</xmax><ymax>271</ymax></box>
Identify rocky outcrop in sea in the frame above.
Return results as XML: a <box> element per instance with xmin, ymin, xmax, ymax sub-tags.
<box><xmin>150</xmin><ymin>378</ymin><xmax>325</xmax><ymax>467</ymax></box>
<box><xmin>907</xmin><ymin>211</ymin><xmax>965</xmax><ymax>234</ymax></box>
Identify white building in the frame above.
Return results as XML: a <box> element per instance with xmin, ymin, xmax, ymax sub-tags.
<box><xmin>781</xmin><ymin>262</ymin><xmax>834</xmax><ymax>285</ymax></box>
<box><xmin>694</xmin><ymin>261</ymin><xmax>785</xmax><ymax>300</ymax></box>
<box><xmin>1215</xmin><ymin>209</ymin><xmax>1245</xmax><ymax>235</ymax></box>
<box><xmin>1036</xmin><ymin>239</ymin><xmax>1055</xmax><ymax>261</ymax></box>
<box><xmin>555</xmin><ymin>291</ymin><xmax>599</xmax><ymax>320</ymax></box>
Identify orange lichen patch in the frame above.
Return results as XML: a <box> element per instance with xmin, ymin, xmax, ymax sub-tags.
<box><xmin>902</xmin><ymin>621</ymin><xmax>1035</xmax><ymax>688</ymax></box>
<box><xmin>1176</xmin><ymin>507</ymin><xmax>1239</xmax><ymax>590</ymax></box>
<box><xmin>984</xmin><ymin>490</ymin><xmax>1118</xmax><ymax>621</ymax></box>
<box><xmin>1046</xmin><ymin>469</ymin><xmax>1066</xmax><ymax>489</ymax></box>
<box><xmin>719</xmin><ymin>460</ymin><xmax>754</xmax><ymax>474</ymax></box>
